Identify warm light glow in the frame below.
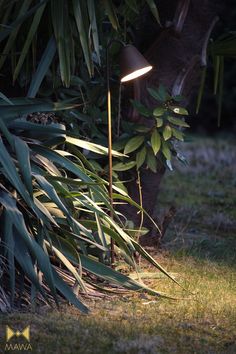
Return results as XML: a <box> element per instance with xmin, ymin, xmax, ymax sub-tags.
<box><xmin>121</xmin><ymin>66</ymin><xmax>152</xmax><ymax>82</ymax></box>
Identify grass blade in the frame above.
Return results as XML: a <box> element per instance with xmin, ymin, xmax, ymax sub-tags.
<box><xmin>0</xmin><ymin>0</ymin><xmax>48</xmax><ymax>43</ymax></box>
<box><xmin>2</xmin><ymin>210</ymin><xmax>15</xmax><ymax>304</ymax></box>
<box><xmin>80</xmin><ymin>254</ymin><xmax>175</xmax><ymax>298</ymax></box>
<box><xmin>51</xmin><ymin>0</ymin><xmax>71</xmax><ymax>86</ymax></box>
<box><xmin>45</xmin><ymin>241</ymin><xmax>87</xmax><ymax>293</ymax></box>
<box><xmin>73</xmin><ymin>0</ymin><xmax>93</xmax><ymax>76</ymax></box>
<box><xmin>217</xmin><ymin>56</ymin><xmax>224</xmax><ymax>127</ymax></box>
<box><xmin>196</xmin><ymin>67</ymin><xmax>207</xmax><ymax>114</ymax></box>
<box><xmin>0</xmin><ymin>191</ymin><xmax>58</xmax><ymax>305</ymax></box>
<box><xmin>103</xmin><ymin>0</ymin><xmax>119</xmax><ymax>30</ymax></box>
<box><xmin>87</xmin><ymin>0</ymin><xmax>101</xmax><ymax>65</ymax></box>
<box><xmin>0</xmin><ymin>99</ymin><xmax>81</xmax><ymax>121</ymax></box>
<box><xmin>0</xmin><ymin>0</ymin><xmax>32</xmax><ymax>71</ymax></box>
<box><xmin>14</xmin><ymin>137</ymin><xmax>33</xmax><ymax>197</ymax></box>
<box><xmin>12</xmin><ymin>2</ymin><xmax>46</xmax><ymax>83</ymax></box>
<box><xmin>213</xmin><ymin>55</ymin><xmax>220</xmax><ymax>95</ymax></box>
<box><xmin>51</xmin><ymin>268</ymin><xmax>89</xmax><ymax>313</ymax></box>
<box><xmin>145</xmin><ymin>0</ymin><xmax>161</xmax><ymax>26</ymax></box>
<box><xmin>66</xmin><ymin>136</ymin><xmax>126</xmax><ymax>157</ymax></box>
<box><xmin>0</xmin><ymin>91</ymin><xmax>13</xmax><ymax>105</ymax></box>
<box><xmin>28</xmin><ymin>37</ymin><xmax>56</xmax><ymax>98</ymax></box>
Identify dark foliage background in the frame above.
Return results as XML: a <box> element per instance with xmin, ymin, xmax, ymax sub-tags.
<box><xmin>133</xmin><ymin>0</ymin><xmax>235</xmax><ymax>133</ymax></box>
<box><xmin>191</xmin><ymin>0</ymin><xmax>236</xmax><ymax>133</ymax></box>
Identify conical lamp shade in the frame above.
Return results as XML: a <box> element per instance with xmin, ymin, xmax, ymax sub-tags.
<box><xmin>120</xmin><ymin>45</ymin><xmax>152</xmax><ymax>82</ymax></box>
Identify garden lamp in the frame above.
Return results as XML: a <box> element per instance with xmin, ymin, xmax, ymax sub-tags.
<box><xmin>106</xmin><ymin>40</ymin><xmax>153</xmax><ymax>265</ymax></box>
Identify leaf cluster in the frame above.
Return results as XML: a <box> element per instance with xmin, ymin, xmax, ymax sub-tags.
<box><xmin>114</xmin><ymin>85</ymin><xmax>189</xmax><ymax>172</ymax></box>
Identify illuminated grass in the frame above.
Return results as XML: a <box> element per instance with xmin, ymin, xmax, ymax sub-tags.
<box><xmin>0</xmin><ymin>136</ymin><xmax>235</xmax><ymax>353</ymax></box>
<box><xmin>0</xmin><ymin>255</ymin><xmax>235</xmax><ymax>353</ymax></box>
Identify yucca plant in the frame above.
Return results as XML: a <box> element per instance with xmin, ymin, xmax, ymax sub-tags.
<box><xmin>0</xmin><ymin>0</ymin><xmax>182</xmax><ymax>312</ymax></box>
<box><xmin>0</xmin><ymin>0</ymin><xmax>160</xmax><ymax>89</ymax></box>
<box><xmin>0</xmin><ymin>97</ymin><xmax>179</xmax><ymax>312</ymax></box>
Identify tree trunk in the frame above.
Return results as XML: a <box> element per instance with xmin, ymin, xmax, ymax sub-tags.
<box><xmin>123</xmin><ymin>0</ymin><xmax>219</xmax><ymax>243</ymax></box>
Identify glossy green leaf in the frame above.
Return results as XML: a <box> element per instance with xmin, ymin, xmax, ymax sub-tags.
<box><xmin>113</xmin><ymin>161</ymin><xmax>136</xmax><ymax>171</ymax></box>
<box><xmin>146</xmin><ymin>148</ymin><xmax>157</xmax><ymax>173</ymax></box>
<box><xmin>173</xmin><ymin>95</ymin><xmax>184</xmax><ymax>102</ymax></box>
<box><xmin>167</xmin><ymin>116</ymin><xmax>190</xmax><ymax>128</ymax></box>
<box><xmin>172</xmin><ymin>128</ymin><xmax>184</xmax><ymax>141</ymax></box>
<box><xmin>136</xmin><ymin>146</ymin><xmax>147</xmax><ymax>169</ymax></box>
<box><xmin>153</xmin><ymin>107</ymin><xmax>165</xmax><ymax>117</ymax></box>
<box><xmin>169</xmin><ymin>106</ymin><xmax>189</xmax><ymax>115</ymax></box>
<box><xmin>148</xmin><ymin>85</ymin><xmax>169</xmax><ymax>102</ymax></box>
<box><xmin>151</xmin><ymin>129</ymin><xmax>161</xmax><ymax>155</ymax></box>
<box><xmin>162</xmin><ymin>125</ymin><xmax>172</xmax><ymax>141</ymax></box>
<box><xmin>156</xmin><ymin>118</ymin><xmax>163</xmax><ymax>127</ymax></box>
<box><xmin>124</xmin><ymin>135</ymin><xmax>145</xmax><ymax>155</ymax></box>
<box><xmin>130</xmin><ymin>99</ymin><xmax>151</xmax><ymax>117</ymax></box>
<box><xmin>135</xmin><ymin>125</ymin><xmax>150</xmax><ymax>133</ymax></box>
<box><xmin>148</xmin><ymin>88</ymin><xmax>163</xmax><ymax>102</ymax></box>
<box><xmin>162</xmin><ymin>141</ymin><xmax>171</xmax><ymax>160</ymax></box>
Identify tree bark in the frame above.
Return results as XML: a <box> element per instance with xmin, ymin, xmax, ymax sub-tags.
<box><xmin>123</xmin><ymin>0</ymin><xmax>219</xmax><ymax>243</ymax></box>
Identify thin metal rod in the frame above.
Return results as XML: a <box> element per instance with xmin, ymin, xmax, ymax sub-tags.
<box><xmin>117</xmin><ymin>82</ymin><xmax>122</xmax><ymax>137</ymax></box>
<box><xmin>106</xmin><ymin>44</ymin><xmax>115</xmax><ymax>267</ymax></box>
<box><xmin>106</xmin><ymin>39</ymin><xmax>125</xmax><ymax>267</ymax></box>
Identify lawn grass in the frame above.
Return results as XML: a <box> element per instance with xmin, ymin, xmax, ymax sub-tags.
<box><xmin>0</xmin><ymin>135</ymin><xmax>235</xmax><ymax>354</ymax></box>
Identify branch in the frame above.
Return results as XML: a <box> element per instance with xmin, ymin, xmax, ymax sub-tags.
<box><xmin>201</xmin><ymin>16</ymin><xmax>219</xmax><ymax>66</ymax></box>
<box><xmin>172</xmin><ymin>0</ymin><xmax>190</xmax><ymax>34</ymax></box>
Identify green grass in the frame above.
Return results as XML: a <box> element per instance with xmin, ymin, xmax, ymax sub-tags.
<box><xmin>0</xmin><ymin>135</ymin><xmax>235</xmax><ymax>354</ymax></box>
<box><xmin>159</xmin><ymin>135</ymin><xmax>236</xmax><ymax>247</ymax></box>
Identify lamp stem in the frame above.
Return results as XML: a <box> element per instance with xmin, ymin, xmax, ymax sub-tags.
<box><xmin>106</xmin><ymin>45</ymin><xmax>115</xmax><ymax>267</ymax></box>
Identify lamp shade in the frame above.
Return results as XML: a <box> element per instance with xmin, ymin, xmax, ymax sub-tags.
<box><xmin>120</xmin><ymin>45</ymin><xmax>152</xmax><ymax>82</ymax></box>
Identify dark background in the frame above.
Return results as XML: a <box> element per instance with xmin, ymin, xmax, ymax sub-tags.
<box><xmin>191</xmin><ymin>0</ymin><xmax>236</xmax><ymax>134</ymax></box>
<box><xmin>135</xmin><ymin>0</ymin><xmax>236</xmax><ymax>134</ymax></box>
